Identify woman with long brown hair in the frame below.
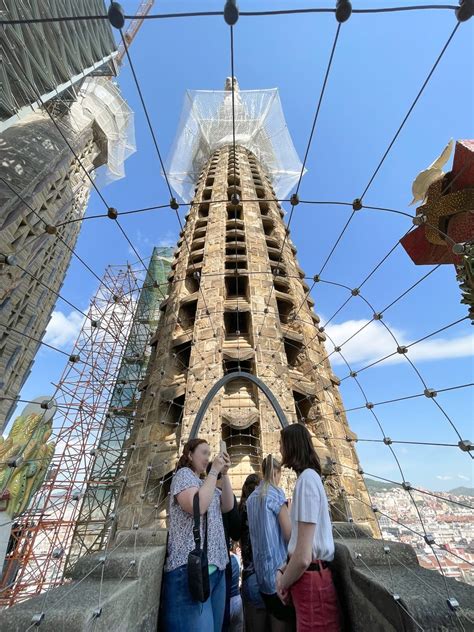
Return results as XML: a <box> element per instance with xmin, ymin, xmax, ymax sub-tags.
<box><xmin>161</xmin><ymin>438</ymin><xmax>234</xmax><ymax>631</ymax></box>
<box><xmin>276</xmin><ymin>424</ymin><xmax>341</xmax><ymax>632</ymax></box>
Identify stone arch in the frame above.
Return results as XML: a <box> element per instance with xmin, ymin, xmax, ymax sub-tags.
<box><xmin>189</xmin><ymin>371</ymin><xmax>289</xmax><ymax>439</ymax></box>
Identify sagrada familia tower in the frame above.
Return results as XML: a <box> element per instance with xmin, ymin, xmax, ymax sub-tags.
<box><xmin>117</xmin><ymin>78</ymin><xmax>377</xmax><ymax>536</ymax></box>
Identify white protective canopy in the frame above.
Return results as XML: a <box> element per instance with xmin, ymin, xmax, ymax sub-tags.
<box><xmin>74</xmin><ymin>77</ymin><xmax>136</xmax><ymax>186</ymax></box>
<box><xmin>166</xmin><ymin>79</ymin><xmax>306</xmax><ymax>202</ymax></box>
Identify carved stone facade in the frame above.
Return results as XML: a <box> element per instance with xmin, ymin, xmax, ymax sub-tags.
<box><xmin>0</xmin><ymin>112</ymin><xmax>102</xmax><ymax>431</ymax></box>
<box><xmin>0</xmin><ymin>78</ymin><xmax>134</xmax><ymax>432</ymax></box>
<box><xmin>117</xmin><ymin>145</ymin><xmax>377</xmax><ymax>535</ymax></box>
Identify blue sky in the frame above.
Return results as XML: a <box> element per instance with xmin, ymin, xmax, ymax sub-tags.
<box><xmin>10</xmin><ymin>0</ymin><xmax>473</xmax><ymax>491</ymax></box>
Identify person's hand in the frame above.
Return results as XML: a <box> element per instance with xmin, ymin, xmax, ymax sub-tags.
<box><xmin>276</xmin><ymin>570</ymin><xmax>290</xmax><ymax>605</ymax></box>
<box><xmin>211</xmin><ymin>453</ymin><xmax>225</xmax><ymax>474</ymax></box>
<box><xmin>221</xmin><ymin>451</ymin><xmax>231</xmax><ymax>475</ymax></box>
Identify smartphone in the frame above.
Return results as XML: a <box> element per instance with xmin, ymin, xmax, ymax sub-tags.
<box><xmin>220</xmin><ymin>440</ymin><xmax>227</xmax><ymax>454</ymax></box>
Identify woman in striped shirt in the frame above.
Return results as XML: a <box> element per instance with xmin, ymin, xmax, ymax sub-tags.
<box><xmin>247</xmin><ymin>455</ymin><xmax>295</xmax><ymax>631</ymax></box>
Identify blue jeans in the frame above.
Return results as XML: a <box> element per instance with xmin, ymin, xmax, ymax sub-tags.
<box><xmin>161</xmin><ymin>565</ymin><xmax>225</xmax><ymax>632</ymax></box>
<box><xmin>241</xmin><ymin>573</ymin><xmax>265</xmax><ymax>609</ymax></box>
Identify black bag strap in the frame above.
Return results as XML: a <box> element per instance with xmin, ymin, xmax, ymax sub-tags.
<box><xmin>192</xmin><ymin>492</ymin><xmax>208</xmax><ymax>554</ymax></box>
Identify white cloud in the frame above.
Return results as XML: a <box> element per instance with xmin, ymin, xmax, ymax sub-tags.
<box><xmin>157</xmin><ymin>231</ymin><xmax>178</xmax><ymax>248</ymax></box>
<box><xmin>44</xmin><ymin>310</ymin><xmax>85</xmax><ymax>349</ymax></box>
<box><xmin>324</xmin><ymin>318</ymin><xmax>473</xmax><ymax>368</ymax></box>
<box><xmin>457</xmin><ymin>474</ymin><xmax>470</xmax><ymax>481</ymax></box>
<box><xmin>436</xmin><ymin>475</ymin><xmax>454</xmax><ymax>481</ymax></box>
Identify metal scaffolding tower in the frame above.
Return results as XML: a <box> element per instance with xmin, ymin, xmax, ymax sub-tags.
<box><xmin>65</xmin><ymin>247</ymin><xmax>172</xmax><ymax>573</ymax></box>
<box><xmin>0</xmin><ymin>0</ymin><xmax>117</xmax><ymax>132</ymax></box>
<box><xmin>0</xmin><ymin>257</ymin><xmax>168</xmax><ymax>605</ymax></box>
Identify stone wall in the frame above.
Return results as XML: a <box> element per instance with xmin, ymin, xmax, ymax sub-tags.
<box><xmin>1</xmin><ymin>525</ymin><xmax>472</xmax><ymax>631</ymax></box>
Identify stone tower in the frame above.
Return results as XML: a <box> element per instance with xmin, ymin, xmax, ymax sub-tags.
<box><xmin>117</xmin><ymin>80</ymin><xmax>377</xmax><ymax>536</ymax></box>
<box><xmin>0</xmin><ymin>0</ymin><xmax>135</xmax><ymax>431</ymax></box>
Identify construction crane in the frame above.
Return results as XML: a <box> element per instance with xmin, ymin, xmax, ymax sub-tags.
<box><xmin>115</xmin><ymin>0</ymin><xmax>155</xmax><ymax>66</ymax></box>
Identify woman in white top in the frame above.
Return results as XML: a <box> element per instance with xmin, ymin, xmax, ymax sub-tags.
<box><xmin>275</xmin><ymin>424</ymin><xmax>341</xmax><ymax>632</ymax></box>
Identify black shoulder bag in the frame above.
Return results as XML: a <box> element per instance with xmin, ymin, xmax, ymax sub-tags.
<box><xmin>187</xmin><ymin>492</ymin><xmax>210</xmax><ymax>602</ymax></box>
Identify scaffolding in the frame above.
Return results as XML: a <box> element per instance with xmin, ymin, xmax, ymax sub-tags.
<box><xmin>65</xmin><ymin>247</ymin><xmax>172</xmax><ymax>573</ymax></box>
<box><xmin>0</xmin><ymin>253</ymin><xmax>171</xmax><ymax>605</ymax></box>
<box><xmin>0</xmin><ymin>0</ymin><xmax>117</xmax><ymax>132</ymax></box>
<box><xmin>166</xmin><ymin>78</ymin><xmax>306</xmax><ymax>202</ymax></box>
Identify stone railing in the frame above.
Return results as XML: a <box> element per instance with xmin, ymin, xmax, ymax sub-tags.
<box><xmin>0</xmin><ymin>523</ymin><xmax>472</xmax><ymax>631</ymax></box>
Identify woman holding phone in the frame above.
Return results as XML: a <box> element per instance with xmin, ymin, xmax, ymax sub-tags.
<box><xmin>276</xmin><ymin>424</ymin><xmax>341</xmax><ymax>632</ymax></box>
<box><xmin>161</xmin><ymin>438</ymin><xmax>234</xmax><ymax>632</ymax></box>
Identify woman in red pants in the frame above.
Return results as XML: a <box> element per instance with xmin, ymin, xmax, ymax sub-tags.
<box><xmin>275</xmin><ymin>424</ymin><xmax>341</xmax><ymax>632</ymax></box>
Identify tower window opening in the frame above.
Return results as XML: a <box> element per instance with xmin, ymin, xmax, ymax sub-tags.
<box><xmin>184</xmin><ymin>274</ymin><xmax>200</xmax><ymax>294</ymax></box>
<box><xmin>222</xmin><ymin>423</ymin><xmax>260</xmax><ymax>451</ymax></box>
<box><xmin>276</xmin><ymin>297</ymin><xmax>293</xmax><ymax>324</ymax></box>
<box><xmin>225</xmin><ymin>276</ymin><xmax>248</xmax><ymax>299</ymax></box>
<box><xmin>159</xmin><ymin>394</ymin><xmax>185</xmax><ymax>426</ymax></box>
<box><xmin>262</xmin><ymin>217</ymin><xmax>275</xmax><ymax>236</ymax></box>
<box><xmin>225</xmin><ymin>244</ymin><xmax>246</xmax><ymax>257</ymax></box>
<box><xmin>228</xmin><ymin>175</ymin><xmax>240</xmax><ymax>187</ymax></box>
<box><xmin>274</xmin><ymin>277</ymin><xmax>290</xmax><ymax>294</ymax></box>
<box><xmin>259</xmin><ymin>202</ymin><xmax>270</xmax><ymax>216</ymax></box>
<box><xmin>271</xmin><ymin>263</ymin><xmax>287</xmax><ymax>277</ymax></box>
<box><xmin>255</xmin><ymin>187</ymin><xmax>266</xmax><ymax>199</ymax></box>
<box><xmin>227</xmin><ymin>206</ymin><xmax>243</xmax><ymax>221</ymax></box>
<box><xmin>172</xmin><ymin>340</ymin><xmax>192</xmax><ymax>373</ymax></box>
<box><xmin>202</xmin><ymin>188</ymin><xmax>213</xmax><ymax>201</ymax></box>
<box><xmin>193</xmin><ymin>227</ymin><xmax>207</xmax><ymax>241</ymax></box>
<box><xmin>225</xmin><ymin>260</ymin><xmax>247</xmax><ymax>270</ymax></box>
<box><xmin>195</xmin><ymin>218</ymin><xmax>208</xmax><ymax>230</ymax></box>
<box><xmin>190</xmin><ymin>239</ymin><xmax>204</xmax><ymax>252</ymax></box>
<box><xmin>190</xmin><ymin>251</ymin><xmax>204</xmax><ymax>264</ymax></box>
<box><xmin>268</xmin><ymin>249</ymin><xmax>282</xmax><ymax>263</ymax></box>
<box><xmin>226</xmin><ymin>233</ymin><xmax>245</xmax><ymax>244</ymax></box>
<box><xmin>198</xmin><ymin>204</ymin><xmax>209</xmax><ymax>218</ymax></box>
<box><xmin>206</xmin><ymin>177</ymin><xmax>215</xmax><ymax>187</ymax></box>
<box><xmin>284</xmin><ymin>337</ymin><xmax>304</xmax><ymax>369</ymax></box>
<box><xmin>224</xmin><ymin>310</ymin><xmax>250</xmax><ymax>336</ymax></box>
<box><xmin>266</xmin><ymin>237</ymin><xmax>280</xmax><ymax>250</ymax></box>
<box><xmin>293</xmin><ymin>391</ymin><xmax>313</xmax><ymax>423</ymax></box>
<box><xmin>221</xmin><ymin>422</ymin><xmax>262</xmax><ymax>473</ymax></box>
<box><xmin>223</xmin><ymin>358</ymin><xmax>254</xmax><ymax>374</ymax></box>
<box><xmin>227</xmin><ymin>187</ymin><xmax>242</xmax><ymax>201</ymax></box>
<box><xmin>177</xmin><ymin>299</ymin><xmax>197</xmax><ymax>330</ymax></box>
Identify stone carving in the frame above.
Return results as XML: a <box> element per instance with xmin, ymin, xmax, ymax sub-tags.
<box><xmin>402</xmin><ymin>139</ymin><xmax>474</xmax><ymax>321</ymax></box>
<box><xmin>0</xmin><ymin>398</ymin><xmax>56</xmax><ymax>518</ymax></box>
<box><xmin>410</xmin><ymin>139</ymin><xmax>453</xmax><ymax>205</ymax></box>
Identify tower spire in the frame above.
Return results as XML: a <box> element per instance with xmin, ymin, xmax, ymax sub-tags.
<box><xmin>117</xmin><ymin>80</ymin><xmax>378</xmax><ymax>536</ymax></box>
